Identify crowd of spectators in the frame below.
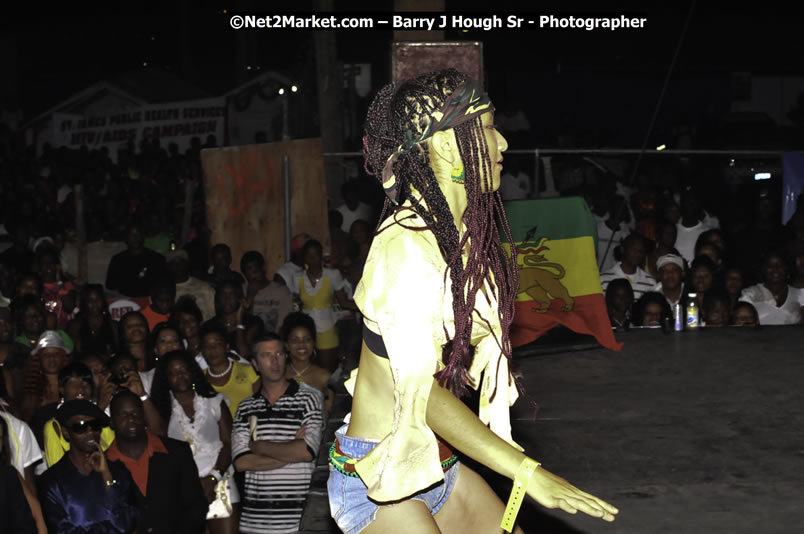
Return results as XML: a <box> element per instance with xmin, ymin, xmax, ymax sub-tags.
<box><xmin>497</xmin><ymin>146</ymin><xmax>804</xmax><ymax>330</ymax></box>
<box><xmin>597</xmin><ymin>183</ymin><xmax>804</xmax><ymax>329</ymax></box>
<box><xmin>0</xmin><ymin>136</ymin><xmax>377</xmax><ymax>533</ymax></box>
<box><xmin>1</xmin><ymin>126</ymin><xmax>802</xmax><ymax>532</ymax></box>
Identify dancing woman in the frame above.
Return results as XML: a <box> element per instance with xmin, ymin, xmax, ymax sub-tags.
<box><xmin>327</xmin><ymin>69</ymin><xmax>617</xmax><ymax>533</ymax></box>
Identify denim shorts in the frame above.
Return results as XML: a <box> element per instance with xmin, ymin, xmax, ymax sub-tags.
<box><xmin>327</xmin><ymin>424</ymin><xmax>460</xmax><ymax>534</ymax></box>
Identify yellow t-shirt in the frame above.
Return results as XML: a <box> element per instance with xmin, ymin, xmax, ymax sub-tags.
<box><xmin>347</xmin><ymin>205</ymin><xmax>521</xmax><ymax>503</ymax></box>
<box><xmin>44</xmin><ymin>417</ymin><xmax>116</xmax><ymax>467</ymax></box>
<box><xmin>208</xmin><ymin>362</ymin><xmax>259</xmax><ymax>418</ymax></box>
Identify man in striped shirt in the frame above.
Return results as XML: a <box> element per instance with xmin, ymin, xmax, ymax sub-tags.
<box><xmin>232</xmin><ymin>332</ymin><xmax>323</xmax><ymax>534</ymax></box>
<box><xmin>599</xmin><ymin>234</ymin><xmax>656</xmax><ymax>300</ymax></box>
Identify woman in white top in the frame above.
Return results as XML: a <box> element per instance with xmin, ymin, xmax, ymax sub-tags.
<box><xmin>150</xmin><ymin>349</ymin><xmax>237</xmax><ymax>534</ymax></box>
<box><xmin>740</xmin><ymin>251</ymin><xmax>804</xmax><ymax>325</ymax></box>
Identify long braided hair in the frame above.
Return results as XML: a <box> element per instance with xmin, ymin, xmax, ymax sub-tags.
<box><xmin>363</xmin><ymin>69</ymin><xmax>519</xmax><ymax>398</ymax></box>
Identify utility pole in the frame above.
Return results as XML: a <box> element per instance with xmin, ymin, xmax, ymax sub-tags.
<box><xmin>313</xmin><ymin>0</ymin><xmax>345</xmax><ymax>202</ymax></box>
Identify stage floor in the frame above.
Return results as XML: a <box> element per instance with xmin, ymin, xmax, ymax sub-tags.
<box><xmin>303</xmin><ymin>325</ymin><xmax>804</xmax><ymax>533</ymax></box>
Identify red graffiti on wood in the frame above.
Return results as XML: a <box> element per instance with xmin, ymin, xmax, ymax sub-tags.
<box><xmin>216</xmin><ymin>152</ymin><xmax>276</xmax><ymax>217</ymax></box>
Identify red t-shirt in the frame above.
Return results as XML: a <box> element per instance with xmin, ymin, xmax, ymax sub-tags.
<box><xmin>106</xmin><ymin>430</ymin><xmax>168</xmax><ymax>496</ymax></box>
<box><xmin>141</xmin><ymin>306</ymin><xmax>170</xmax><ymax>332</ymax></box>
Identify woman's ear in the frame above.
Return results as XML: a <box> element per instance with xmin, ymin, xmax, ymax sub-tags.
<box><xmin>430</xmin><ymin>130</ymin><xmax>458</xmax><ymax>165</ymax></box>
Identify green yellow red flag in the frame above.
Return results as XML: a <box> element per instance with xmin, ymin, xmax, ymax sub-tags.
<box><xmin>503</xmin><ymin>197</ymin><xmax>623</xmax><ymax>351</ymax></box>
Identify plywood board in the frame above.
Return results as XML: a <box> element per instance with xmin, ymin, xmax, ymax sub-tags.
<box><xmin>201</xmin><ymin>138</ymin><xmax>329</xmax><ymax>280</ymax></box>
<box><xmin>392</xmin><ymin>41</ymin><xmax>484</xmax><ymax>86</ymax></box>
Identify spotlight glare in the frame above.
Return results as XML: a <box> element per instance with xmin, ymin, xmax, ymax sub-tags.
<box><xmin>278</xmin><ymin>88</ymin><xmax>285</xmax><ymax>95</ymax></box>
<box><xmin>656</xmin><ymin>144</ymin><xmax>666</xmax><ymax>151</ymax></box>
<box><xmin>291</xmin><ymin>85</ymin><xmax>298</xmax><ymax>92</ymax></box>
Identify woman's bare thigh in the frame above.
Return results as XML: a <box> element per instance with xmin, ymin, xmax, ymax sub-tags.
<box><xmin>434</xmin><ymin>464</ymin><xmax>524</xmax><ymax>534</ymax></box>
<box><xmin>361</xmin><ymin>498</ymin><xmax>441</xmax><ymax>534</ymax></box>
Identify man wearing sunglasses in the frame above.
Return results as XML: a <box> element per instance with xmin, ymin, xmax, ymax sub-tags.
<box><xmin>38</xmin><ymin>399</ymin><xmax>140</xmax><ymax>533</ymax></box>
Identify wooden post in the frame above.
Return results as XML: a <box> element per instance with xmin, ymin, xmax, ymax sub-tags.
<box><xmin>283</xmin><ymin>155</ymin><xmax>292</xmax><ymax>262</ymax></box>
<box><xmin>313</xmin><ymin>0</ymin><xmax>345</xmax><ymax>202</ymax></box>
<box><xmin>73</xmin><ymin>184</ymin><xmax>88</xmax><ymax>283</ymax></box>
<box><xmin>180</xmin><ymin>179</ymin><xmax>194</xmax><ymax>246</ymax></box>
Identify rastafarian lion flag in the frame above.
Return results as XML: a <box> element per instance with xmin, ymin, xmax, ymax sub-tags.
<box><xmin>503</xmin><ymin>197</ymin><xmax>623</xmax><ymax>351</ymax></box>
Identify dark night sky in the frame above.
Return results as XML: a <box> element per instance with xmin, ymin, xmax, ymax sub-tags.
<box><xmin>6</xmin><ymin>2</ymin><xmax>804</xmax><ymax>147</ymax></box>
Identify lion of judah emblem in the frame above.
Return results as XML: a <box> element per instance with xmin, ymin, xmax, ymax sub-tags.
<box><xmin>516</xmin><ymin>228</ymin><xmax>574</xmax><ymax>313</ymax></box>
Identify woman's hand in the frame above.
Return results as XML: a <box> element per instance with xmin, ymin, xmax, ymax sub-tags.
<box><xmin>246</xmin><ymin>282</ymin><xmax>260</xmax><ymax>302</ymax></box>
<box><xmin>97</xmin><ymin>372</ymin><xmax>116</xmax><ymax>410</ymax></box>
<box><xmin>45</xmin><ymin>311</ymin><xmax>58</xmax><ymax>330</ymax></box>
<box><xmin>526</xmin><ymin>465</ymin><xmax>618</xmax><ymax>522</ymax></box>
<box><xmin>334</xmin><ymin>289</ymin><xmax>357</xmax><ymax>311</ymax></box>
<box><xmin>236</xmin><ymin>299</ymin><xmax>249</xmax><ymax>326</ymax></box>
<box><xmin>423</xmin><ymin>374</ymin><xmax>618</xmax><ymax>522</ymax></box>
<box><xmin>123</xmin><ymin>370</ymin><xmax>146</xmax><ymax>397</ymax></box>
<box><xmin>60</xmin><ymin>291</ymin><xmax>76</xmax><ymax>315</ymax></box>
<box><xmin>200</xmin><ymin>475</ymin><xmax>217</xmax><ymax>503</ymax></box>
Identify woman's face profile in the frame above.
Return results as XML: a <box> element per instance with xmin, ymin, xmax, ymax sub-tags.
<box><xmin>478</xmin><ymin>112</ymin><xmax>508</xmax><ymax>193</ymax></box>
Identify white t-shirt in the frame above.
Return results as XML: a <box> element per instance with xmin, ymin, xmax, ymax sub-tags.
<box><xmin>337</xmin><ymin>202</ymin><xmax>373</xmax><ymax>233</ymax></box>
<box><xmin>0</xmin><ymin>410</ymin><xmax>42</xmax><ymax>477</ymax></box>
<box><xmin>175</xmin><ymin>277</ymin><xmax>216</xmax><ymax>322</ymax></box>
<box><xmin>107</xmin><ymin>298</ymin><xmax>142</xmax><ymax>322</ymax></box>
<box><xmin>499</xmin><ymin>171</ymin><xmax>530</xmax><ymax>200</ymax></box>
<box><xmin>702</xmin><ymin>211</ymin><xmax>720</xmax><ymax>229</ymax></box>
<box><xmin>57</xmin><ymin>184</ymin><xmax>73</xmax><ymax>204</ymax></box>
<box><xmin>275</xmin><ymin>262</ymin><xmax>304</xmax><ymax>293</ymax></box>
<box><xmin>652</xmin><ymin>281</ymin><xmax>686</xmax><ymax>309</ymax></box>
<box><xmin>333</xmin><ymin>280</ymin><xmax>355</xmax><ymax>322</ymax></box>
<box><xmin>675</xmin><ymin>221</ymin><xmax>712</xmax><ymax>264</ymax></box>
<box><xmin>600</xmin><ymin>263</ymin><xmax>656</xmax><ymax>300</ymax></box>
<box><xmin>596</xmin><ymin>220</ymin><xmax>630</xmax><ymax>273</ymax></box>
<box><xmin>740</xmin><ymin>284</ymin><xmax>804</xmax><ymax>325</ymax></box>
<box><xmin>140</xmin><ymin>369</ymin><xmax>155</xmax><ymax>395</ymax></box>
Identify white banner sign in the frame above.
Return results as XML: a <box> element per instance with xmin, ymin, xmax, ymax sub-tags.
<box><xmin>53</xmin><ymin>97</ymin><xmax>225</xmax><ymax>155</ymax></box>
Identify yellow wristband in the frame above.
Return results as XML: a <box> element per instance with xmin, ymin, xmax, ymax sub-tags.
<box><xmin>500</xmin><ymin>457</ymin><xmax>540</xmax><ymax>532</ymax></box>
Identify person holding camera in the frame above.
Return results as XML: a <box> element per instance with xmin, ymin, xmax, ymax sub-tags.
<box><xmin>102</xmin><ymin>354</ymin><xmax>165</xmax><ymax>435</ymax></box>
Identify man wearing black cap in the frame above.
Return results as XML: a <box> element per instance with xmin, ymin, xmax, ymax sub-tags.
<box><xmin>38</xmin><ymin>399</ymin><xmax>140</xmax><ymax>533</ymax></box>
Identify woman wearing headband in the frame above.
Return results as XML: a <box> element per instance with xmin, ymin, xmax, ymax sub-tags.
<box><xmin>327</xmin><ymin>69</ymin><xmax>617</xmax><ymax>533</ymax></box>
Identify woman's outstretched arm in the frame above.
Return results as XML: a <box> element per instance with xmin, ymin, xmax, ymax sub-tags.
<box><xmin>425</xmin><ymin>380</ymin><xmax>618</xmax><ymax>522</ymax></box>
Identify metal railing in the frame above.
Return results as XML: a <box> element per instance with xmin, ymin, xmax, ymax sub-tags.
<box><xmin>323</xmin><ymin>148</ymin><xmax>788</xmax><ymax>199</ymax></box>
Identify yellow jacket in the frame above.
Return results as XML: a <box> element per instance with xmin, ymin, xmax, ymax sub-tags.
<box><xmin>347</xmin><ymin>205</ymin><xmax>521</xmax><ymax>502</ymax></box>
<box><xmin>44</xmin><ymin>417</ymin><xmax>115</xmax><ymax>467</ymax></box>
